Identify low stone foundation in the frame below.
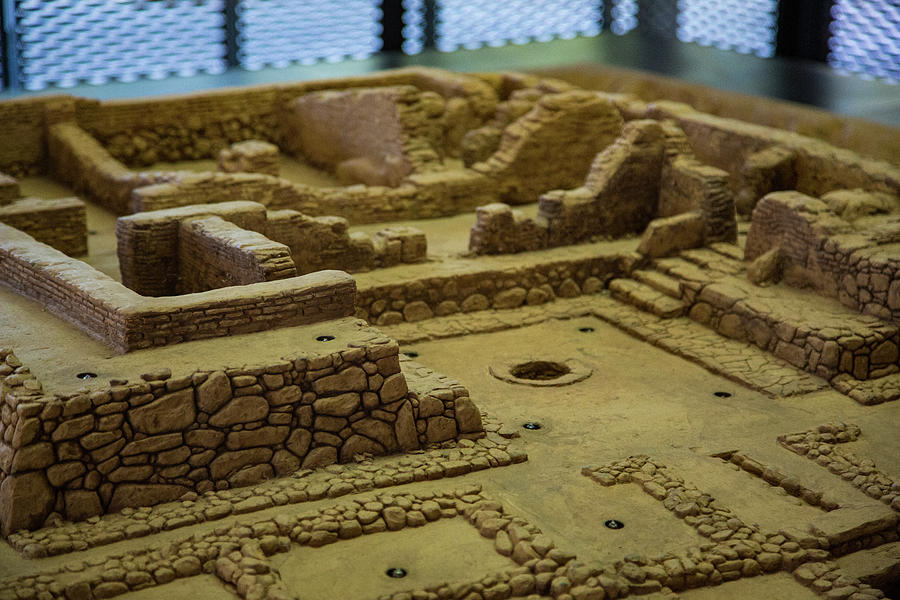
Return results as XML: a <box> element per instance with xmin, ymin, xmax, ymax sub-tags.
<box><xmin>0</xmin><ymin>322</ymin><xmax>484</xmax><ymax>534</ymax></box>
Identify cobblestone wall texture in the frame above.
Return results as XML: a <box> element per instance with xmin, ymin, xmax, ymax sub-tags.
<box><xmin>0</xmin><ymin>334</ymin><xmax>482</xmax><ymax>533</ymax></box>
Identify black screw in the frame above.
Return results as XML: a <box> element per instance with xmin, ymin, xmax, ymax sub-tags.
<box><xmin>316</xmin><ymin>335</ymin><xmax>335</xmax><ymax>342</ymax></box>
<box><xmin>604</xmin><ymin>519</ymin><xmax>624</xmax><ymax>529</ymax></box>
<box><xmin>713</xmin><ymin>391</ymin><xmax>732</xmax><ymax>398</ymax></box>
<box><xmin>523</xmin><ymin>422</ymin><xmax>542</xmax><ymax>430</ymax></box>
<box><xmin>385</xmin><ymin>567</ymin><xmax>407</xmax><ymax>578</ymax></box>
<box><xmin>76</xmin><ymin>372</ymin><xmax>98</xmax><ymax>380</ymax></box>
<box><xmin>578</xmin><ymin>327</ymin><xmax>595</xmax><ymax>332</ymax></box>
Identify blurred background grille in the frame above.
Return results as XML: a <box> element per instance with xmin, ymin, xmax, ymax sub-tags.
<box><xmin>828</xmin><ymin>0</ymin><xmax>900</xmax><ymax>81</ymax></box>
<box><xmin>0</xmin><ymin>0</ymin><xmax>898</xmax><ymax>93</ymax></box>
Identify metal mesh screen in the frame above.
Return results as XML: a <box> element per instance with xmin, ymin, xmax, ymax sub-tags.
<box><xmin>433</xmin><ymin>0</ymin><xmax>602</xmax><ymax>52</ymax></box>
<box><xmin>610</xmin><ymin>0</ymin><xmax>639</xmax><ymax>35</ymax></box>
<box><xmin>829</xmin><ymin>0</ymin><xmax>900</xmax><ymax>82</ymax></box>
<box><xmin>677</xmin><ymin>0</ymin><xmax>778</xmax><ymax>57</ymax></box>
<box><xmin>14</xmin><ymin>0</ymin><xmax>226</xmax><ymax>91</ymax></box>
<box><xmin>235</xmin><ymin>0</ymin><xmax>382</xmax><ymax>70</ymax></box>
<box><xmin>401</xmin><ymin>0</ymin><xmax>426</xmax><ymax>54</ymax></box>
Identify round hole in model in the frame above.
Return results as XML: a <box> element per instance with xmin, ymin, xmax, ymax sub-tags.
<box><xmin>522</xmin><ymin>421</ymin><xmax>542</xmax><ymax>430</ymax></box>
<box><xmin>76</xmin><ymin>372</ymin><xmax>98</xmax><ymax>380</ymax></box>
<box><xmin>385</xmin><ymin>567</ymin><xmax>408</xmax><ymax>578</ymax></box>
<box><xmin>578</xmin><ymin>327</ymin><xmax>595</xmax><ymax>333</ymax></box>
<box><xmin>713</xmin><ymin>391</ymin><xmax>732</xmax><ymax>398</ymax></box>
<box><xmin>604</xmin><ymin>519</ymin><xmax>625</xmax><ymax>530</ymax></box>
<box><xmin>510</xmin><ymin>360</ymin><xmax>571</xmax><ymax>381</ymax></box>
<box><xmin>403</xmin><ymin>351</ymin><xmax>419</xmax><ymax>358</ymax></box>
<box><xmin>315</xmin><ymin>335</ymin><xmax>335</xmax><ymax>342</ymax></box>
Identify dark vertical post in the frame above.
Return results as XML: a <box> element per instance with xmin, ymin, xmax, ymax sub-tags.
<box><xmin>776</xmin><ymin>0</ymin><xmax>834</xmax><ymax>62</ymax></box>
<box><xmin>601</xmin><ymin>0</ymin><xmax>614</xmax><ymax>32</ymax></box>
<box><xmin>224</xmin><ymin>0</ymin><xmax>240</xmax><ymax>68</ymax></box>
<box><xmin>636</xmin><ymin>0</ymin><xmax>679</xmax><ymax>38</ymax></box>
<box><xmin>381</xmin><ymin>0</ymin><xmax>404</xmax><ymax>52</ymax></box>
<box><xmin>423</xmin><ymin>0</ymin><xmax>436</xmax><ymax>49</ymax></box>
<box><xmin>1</xmin><ymin>0</ymin><xmax>18</xmax><ymax>89</ymax></box>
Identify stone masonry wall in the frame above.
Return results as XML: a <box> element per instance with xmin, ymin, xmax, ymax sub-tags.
<box><xmin>0</xmin><ymin>197</ymin><xmax>88</xmax><ymax>257</ymax></box>
<box><xmin>0</xmin><ymin>223</ymin><xmax>356</xmax><ymax>353</ymax></box>
<box><xmin>0</xmin><ymin>333</ymin><xmax>483</xmax><ymax>534</ymax></box>
<box><xmin>680</xmin><ymin>278</ymin><xmax>900</xmax><ymax>381</ymax></box>
<box><xmin>356</xmin><ymin>252</ymin><xmax>636</xmax><ymax>325</ymax></box>
<box><xmin>746</xmin><ymin>191</ymin><xmax>900</xmax><ymax>323</ymax></box>
<box><xmin>649</xmin><ymin>101</ymin><xmax>900</xmax><ymax>202</ymax></box>
<box><xmin>117</xmin><ymin>201</ymin><xmax>269</xmax><ymax>297</ymax></box>
<box><xmin>177</xmin><ymin>216</ymin><xmax>297</xmax><ymax>294</ymax></box>
<box><xmin>217</xmin><ymin>140</ymin><xmax>280</xmax><ymax>176</ymax></box>
<box><xmin>470</xmin><ymin>119</ymin><xmax>735</xmax><ymax>256</ymax></box>
<box><xmin>473</xmin><ymin>91</ymin><xmax>624</xmax><ymax>205</ymax></box>
<box><xmin>130</xmin><ymin>168</ymin><xmax>496</xmax><ymax>224</ymax></box>
<box><xmin>48</xmin><ymin>122</ymin><xmax>178</xmax><ymax>215</ymax></box>
<box><xmin>266</xmin><ymin>209</ymin><xmax>426</xmax><ymax>275</ymax></box>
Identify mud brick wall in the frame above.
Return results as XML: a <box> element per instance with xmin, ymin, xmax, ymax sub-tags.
<box><xmin>356</xmin><ymin>253</ymin><xmax>635</xmax><ymax>325</ymax></box>
<box><xmin>0</xmin><ymin>197</ymin><xmax>88</xmax><ymax>256</ymax></box>
<box><xmin>117</xmin><ymin>201</ymin><xmax>268</xmax><ymax>296</ymax></box>
<box><xmin>48</xmin><ymin>122</ymin><xmax>176</xmax><ymax>215</ymax></box>
<box><xmin>283</xmin><ymin>86</ymin><xmax>444</xmax><ymax>186</ymax></box>
<box><xmin>474</xmin><ymin>91</ymin><xmax>624</xmax><ymax>205</ymax></box>
<box><xmin>0</xmin><ymin>223</ymin><xmax>357</xmax><ymax>352</ymax></box>
<box><xmin>0</xmin><ymin>333</ymin><xmax>481</xmax><ymax>533</ymax></box>
<box><xmin>177</xmin><ymin>216</ymin><xmax>296</xmax><ymax>294</ymax></box>
<box><xmin>746</xmin><ymin>191</ymin><xmax>900</xmax><ymax>324</ymax></box>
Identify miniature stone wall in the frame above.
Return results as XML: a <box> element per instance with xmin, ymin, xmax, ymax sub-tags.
<box><xmin>118</xmin><ymin>202</ymin><xmax>427</xmax><ymax>297</ymax></box>
<box><xmin>473</xmin><ymin>90</ymin><xmax>624</xmax><ymax>204</ymax></box>
<box><xmin>746</xmin><ymin>190</ymin><xmax>900</xmax><ymax>324</ymax></box>
<box><xmin>117</xmin><ymin>201</ymin><xmax>269</xmax><ymax>296</ymax></box>
<box><xmin>356</xmin><ymin>252</ymin><xmax>635</xmax><ymax>325</ymax></box>
<box><xmin>48</xmin><ymin>122</ymin><xmax>177</xmax><ymax>214</ymax></box>
<box><xmin>470</xmin><ymin>119</ymin><xmax>736</xmax><ymax>256</ymax></box>
<box><xmin>0</xmin><ymin>334</ymin><xmax>483</xmax><ymax>533</ymax></box>
<box><xmin>681</xmin><ymin>276</ymin><xmax>900</xmax><ymax>381</ymax></box>
<box><xmin>72</xmin><ymin>67</ymin><xmax>497</xmax><ymax>167</ymax></box>
<box><xmin>178</xmin><ymin>216</ymin><xmax>297</xmax><ymax>294</ymax></box>
<box><xmin>130</xmin><ymin>168</ymin><xmax>495</xmax><ymax>223</ymax></box>
<box><xmin>217</xmin><ymin>140</ymin><xmax>280</xmax><ymax>176</ymax></box>
<box><xmin>0</xmin><ymin>197</ymin><xmax>88</xmax><ymax>257</ymax></box>
<box><xmin>0</xmin><ymin>223</ymin><xmax>356</xmax><ymax>352</ymax></box>
<box><xmin>265</xmin><ymin>210</ymin><xmax>426</xmax><ymax>274</ymax></box>
<box><xmin>649</xmin><ymin>101</ymin><xmax>900</xmax><ymax>208</ymax></box>
<box><xmin>283</xmin><ymin>85</ymin><xmax>445</xmax><ymax>186</ymax></box>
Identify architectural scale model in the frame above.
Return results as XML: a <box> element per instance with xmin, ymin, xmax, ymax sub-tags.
<box><xmin>0</xmin><ymin>66</ymin><xmax>898</xmax><ymax>600</ymax></box>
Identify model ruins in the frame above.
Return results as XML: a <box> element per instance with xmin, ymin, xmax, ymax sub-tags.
<box><xmin>0</xmin><ymin>66</ymin><xmax>898</xmax><ymax>600</ymax></box>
